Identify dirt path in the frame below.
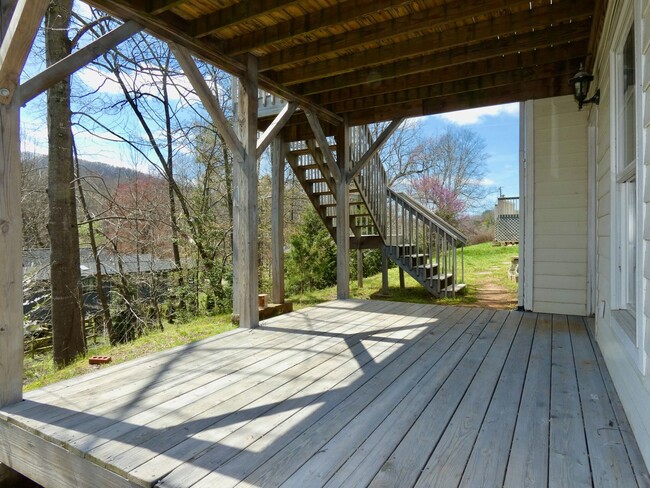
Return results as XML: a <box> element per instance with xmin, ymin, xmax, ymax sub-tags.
<box><xmin>473</xmin><ymin>281</ymin><xmax>518</xmax><ymax>309</ymax></box>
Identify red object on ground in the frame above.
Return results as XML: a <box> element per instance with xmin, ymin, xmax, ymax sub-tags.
<box><xmin>89</xmin><ymin>356</ymin><xmax>112</xmax><ymax>365</ymax></box>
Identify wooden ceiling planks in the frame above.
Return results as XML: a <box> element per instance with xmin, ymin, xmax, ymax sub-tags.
<box><xmin>85</xmin><ymin>0</ymin><xmax>607</xmax><ymax>140</ymax></box>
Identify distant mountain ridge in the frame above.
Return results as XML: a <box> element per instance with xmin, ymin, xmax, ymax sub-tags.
<box><xmin>22</xmin><ymin>152</ymin><xmax>154</xmax><ymax>187</ymax></box>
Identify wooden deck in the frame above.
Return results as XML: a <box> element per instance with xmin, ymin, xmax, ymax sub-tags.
<box><xmin>0</xmin><ymin>300</ymin><xmax>648</xmax><ymax>488</ymax></box>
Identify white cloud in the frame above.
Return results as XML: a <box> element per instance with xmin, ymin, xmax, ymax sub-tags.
<box><xmin>437</xmin><ymin>103</ymin><xmax>519</xmax><ymax>125</ymax></box>
<box><xmin>74</xmin><ymin>64</ymin><xmax>203</xmax><ymax>106</ymax></box>
<box><xmin>480</xmin><ymin>177</ymin><xmax>496</xmax><ymax>186</ymax></box>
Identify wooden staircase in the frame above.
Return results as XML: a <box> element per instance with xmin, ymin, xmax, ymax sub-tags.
<box><xmin>286</xmin><ymin>125</ymin><xmax>468</xmax><ymax>298</ymax></box>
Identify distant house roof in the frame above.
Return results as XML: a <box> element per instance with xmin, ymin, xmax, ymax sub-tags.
<box><xmin>23</xmin><ymin>249</ymin><xmax>178</xmax><ymax>282</ymax></box>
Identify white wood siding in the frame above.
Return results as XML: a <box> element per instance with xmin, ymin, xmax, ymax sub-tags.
<box><xmin>594</xmin><ymin>0</ymin><xmax>650</xmax><ymax>471</ymax></box>
<box><xmin>531</xmin><ymin>96</ymin><xmax>589</xmax><ymax>316</ymax></box>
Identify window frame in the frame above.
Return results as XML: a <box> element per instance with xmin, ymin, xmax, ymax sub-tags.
<box><xmin>609</xmin><ymin>2</ymin><xmax>644</xmax><ymax>372</ymax></box>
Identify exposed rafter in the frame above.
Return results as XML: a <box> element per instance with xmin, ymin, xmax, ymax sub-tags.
<box><xmin>312</xmin><ymin>43</ymin><xmax>588</xmax><ymax>106</ymax></box>
<box><xmin>222</xmin><ymin>0</ymin><xmax>423</xmax><ymax>56</ymax></box>
<box><xmin>258</xmin><ymin>0</ymin><xmax>589</xmax><ymax>72</ymax></box>
<box><xmin>82</xmin><ymin>0</ymin><xmax>602</xmax><ymax>139</ymax></box>
<box><xmin>276</xmin><ymin>20</ymin><xmax>592</xmax><ymax>85</ymax></box>
<box><xmin>193</xmin><ymin>0</ymin><xmax>301</xmax><ymax>38</ymax></box>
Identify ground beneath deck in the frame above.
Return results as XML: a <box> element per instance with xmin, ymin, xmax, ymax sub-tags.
<box><xmin>0</xmin><ymin>300</ymin><xmax>648</xmax><ymax>488</ymax></box>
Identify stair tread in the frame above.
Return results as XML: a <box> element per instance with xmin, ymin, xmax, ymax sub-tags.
<box><xmin>429</xmin><ymin>272</ymin><xmax>453</xmax><ymax>280</ymax></box>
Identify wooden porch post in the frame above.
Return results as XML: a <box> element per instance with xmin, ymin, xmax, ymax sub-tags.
<box><xmin>0</xmin><ymin>0</ymin><xmax>49</xmax><ymax>408</ymax></box>
<box><xmin>234</xmin><ymin>54</ymin><xmax>259</xmax><ymax>328</ymax></box>
<box><xmin>271</xmin><ymin>137</ymin><xmax>286</xmax><ymax>304</ymax></box>
<box><xmin>336</xmin><ymin>119</ymin><xmax>350</xmax><ymax>299</ymax></box>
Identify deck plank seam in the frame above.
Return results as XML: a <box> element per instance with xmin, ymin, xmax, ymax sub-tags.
<box><xmin>306</xmin><ymin>309</ymin><xmax>502</xmax><ymax>487</ymax></box>
<box><xmin>412</xmin><ymin>310</ymin><xmax>519</xmax><ymax>487</ymax></box>
<box><xmin>148</xmin><ymin>302</ymin><xmax>450</xmax><ymax>487</ymax></box>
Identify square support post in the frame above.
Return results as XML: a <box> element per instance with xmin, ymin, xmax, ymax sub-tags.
<box><xmin>335</xmin><ymin>119</ymin><xmax>350</xmax><ymax>299</ymax></box>
<box><xmin>0</xmin><ymin>0</ymin><xmax>49</xmax><ymax>407</ymax></box>
<box><xmin>234</xmin><ymin>54</ymin><xmax>259</xmax><ymax>328</ymax></box>
<box><xmin>0</xmin><ymin>72</ymin><xmax>21</xmax><ymax>407</ymax></box>
<box><xmin>271</xmin><ymin>137</ymin><xmax>286</xmax><ymax>304</ymax></box>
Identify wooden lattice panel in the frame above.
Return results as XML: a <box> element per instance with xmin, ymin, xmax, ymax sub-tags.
<box><xmin>496</xmin><ymin>216</ymin><xmax>519</xmax><ymax>243</ymax></box>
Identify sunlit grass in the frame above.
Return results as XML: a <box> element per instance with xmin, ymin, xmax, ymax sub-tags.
<box><xmin>24</xmin><ymin>315</ymin><xmax>235</xmax><ymax>391</ymax></box>
<box><xmin>290</xmin><ymin>242</ymin><xmax>519</xmax><ymax>308</ymax></box>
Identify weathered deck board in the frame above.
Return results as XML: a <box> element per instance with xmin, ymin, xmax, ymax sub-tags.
<box><xmin>458</xmin><ymin>312</ymin><xmax>536</xmax><ymax>488</ymax></box>
<box><xmin>503</xmin><ymin>312</ymin><xmax>552</xmax><ymax>488</ymax></box>
<box><xmin>548</xmin><ymin>314</ymin><xmax>591</xmax><ymax>487</ymax></box>
<box><xmin>159</xmin><ymin>304</ymin><xmax>471</xmax><ymax>488</ymax></box>
<box><xmin>569</xmin><ymin>315</ymin><xmax>641</xmax><ymax>487</ymax></box>
<box><xmin>0</xmin><ymin>300</ymin><xmax>647</xmax><ymax>488</ymax></box>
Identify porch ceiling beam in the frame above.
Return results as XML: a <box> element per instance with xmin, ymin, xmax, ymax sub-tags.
<box><xmin>84</xmin><ymin>0</ymin><xmax>342</xmax><ymax>126</ymax></box>
<box><xmin>193</xmin><ymin>0</ymin><xmax>300</xmax><ymax>39</ymax></box>
<box><xmin>256</xmin><ymin>101</ymin><xmax>297</xmax><ymax>158</ymax></box>
<box><xmin>171</xmin><ymin>43</ymin><xmax>245</xmax><ymax>161</ymax></box>
<box><xmin>275</xmin><ymin>18</ymin><xmax>592</xmax><ymax>85</ymax></box>
<box><xmin>347</xmin><ymin>118</ymin><xmax>403</xmax><ymax>183</ymax></box>
<box><xmin>222</xmin><ymin>0</ymin><xmax>431</xmax><ymax>56</ymax></box>
<box><xmin>347</xmin><ymin>77</ymin><xmax>573</xmax><ymax>126</ymax></box>
<box><xmin>0</xmin><ymin>0</ymin><xmax>49</xmax><ymax>105</ymax></box>
<box><xmin>296</xmin><ymin>24</ymin><xmax>591</xmax><ymax>95</ymax></box>
<box><xmin>146</xmin><ymin>0</ymin><xmax>190</xmax><ymax>16</ymax></box>
<box><xmin>16</xmin><ymin>20</ymin><xmax>142</xmax><ymax>107</ymax></box>
<box><xmin>259</xmin><ymin>0</ymin><xmax>590</xmax><ymax>72</ymax></box>
<box><xmin>326</xmin><ymin>62</ymin><xmax>578</xmax><ymax>115</ymax></box>
<box><xmin>305</xmin><ymin>109</ymin><xmax>341</xmax><ymax>183</ymax></box>
<box><xmin>313</xmin><ymin>43</ymin><xmax>588</xmax><ymax>105</ymax></box>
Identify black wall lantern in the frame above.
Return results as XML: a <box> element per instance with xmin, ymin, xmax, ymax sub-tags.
<box><xmin>569</xmin><ymin>64</ymin><xmax>600</xmax><ymax>110</ymax></box>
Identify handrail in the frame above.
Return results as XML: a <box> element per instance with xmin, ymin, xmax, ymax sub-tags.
<box><xmin>350</xmin><ymin>125</ymin><xmax>388</xmax><ymax>238</ymax></box>
<box><xmin>394</xmin><ymin>191</ymin><xmax>468</xmax><ymax>244</ymax></box>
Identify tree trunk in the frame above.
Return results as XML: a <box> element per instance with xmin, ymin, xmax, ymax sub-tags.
<box><xmin>74</xmin><ymin>146</ymin><xmax>113</xmax><ymax>339</ymax></box>
<box><xmin>46</xmin><ymin>0</ymin><xmax>86</xmax><ymax>367</ymax></box>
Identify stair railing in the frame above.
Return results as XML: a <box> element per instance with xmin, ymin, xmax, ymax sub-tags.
<box><xmin>350</xmin><ymin>125</ymin><xmax>388</xmax><ymax>238</ymax></box>
<box><xmin>387</xmin><ymin>191</ymin><xmax>468</xmax><ymax>297</ymax></box>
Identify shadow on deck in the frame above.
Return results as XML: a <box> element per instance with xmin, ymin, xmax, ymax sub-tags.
<box><xmin>0</xmin><ymin>300</ymin><xmax>648</xmax><ymax>487</ymax></box>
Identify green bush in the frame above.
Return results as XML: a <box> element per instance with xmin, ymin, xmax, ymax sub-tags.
<box><xmin>286</xmin><ymin>208</ymin><xmax>337</xmax><ymax>294</ymax></box>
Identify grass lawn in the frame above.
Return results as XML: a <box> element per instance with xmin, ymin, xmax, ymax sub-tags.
<box><xmin>23</xmin><ymin>242</ymin><xmax>517</xmax><ymax>390</ymax></box>
<box><xmin>289</xmin><ymin>242</ymin><xmax>519</xmax><ymax>308</ymax></box>
<box><xmin>23</xmin><ymin>316</ymin><xmax>236</xmax><ymax>391</ymax></box>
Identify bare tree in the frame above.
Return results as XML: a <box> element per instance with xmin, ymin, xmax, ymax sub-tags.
<box><xmin>408</xmin><ymin>125</ymin><xmax>493</xmax><ymax>214</ymax></box>
<box><xmin>372</xmin><ymin>120</ymin><xmax>423</xmax><ymax>187</ymax></box>
<box><xmin>45</xmin><ymin>0</ymin><xmax>87</xmax><ymax>367</ymax></box>
<box><xmin>21</xmin><ymin>154</ymin><xmax>49</xmax><ymax>248</ymax></box>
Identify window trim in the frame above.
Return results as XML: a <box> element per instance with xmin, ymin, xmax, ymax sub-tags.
<box><xmin>609</xmin><ymin>0</ymin><xmax>645</xmax><ymax>374</ymax></box>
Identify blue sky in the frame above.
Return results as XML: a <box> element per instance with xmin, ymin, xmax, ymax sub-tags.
<box><xmin>418</xmin><ymin>103</ymin><xmax>521</xmax><ymax>204</ymax></box>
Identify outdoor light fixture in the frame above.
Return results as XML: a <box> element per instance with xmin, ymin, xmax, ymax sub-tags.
<box><xmin>569</xmin><ymin>64</ymin><xmax>600</xmax><ymax>110</ymax></box>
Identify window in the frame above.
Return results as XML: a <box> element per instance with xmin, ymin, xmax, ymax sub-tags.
<box><xmin>613</xmin><ymin>20</ymin><xmax>639</xmax><ymax>338</ymax></box>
